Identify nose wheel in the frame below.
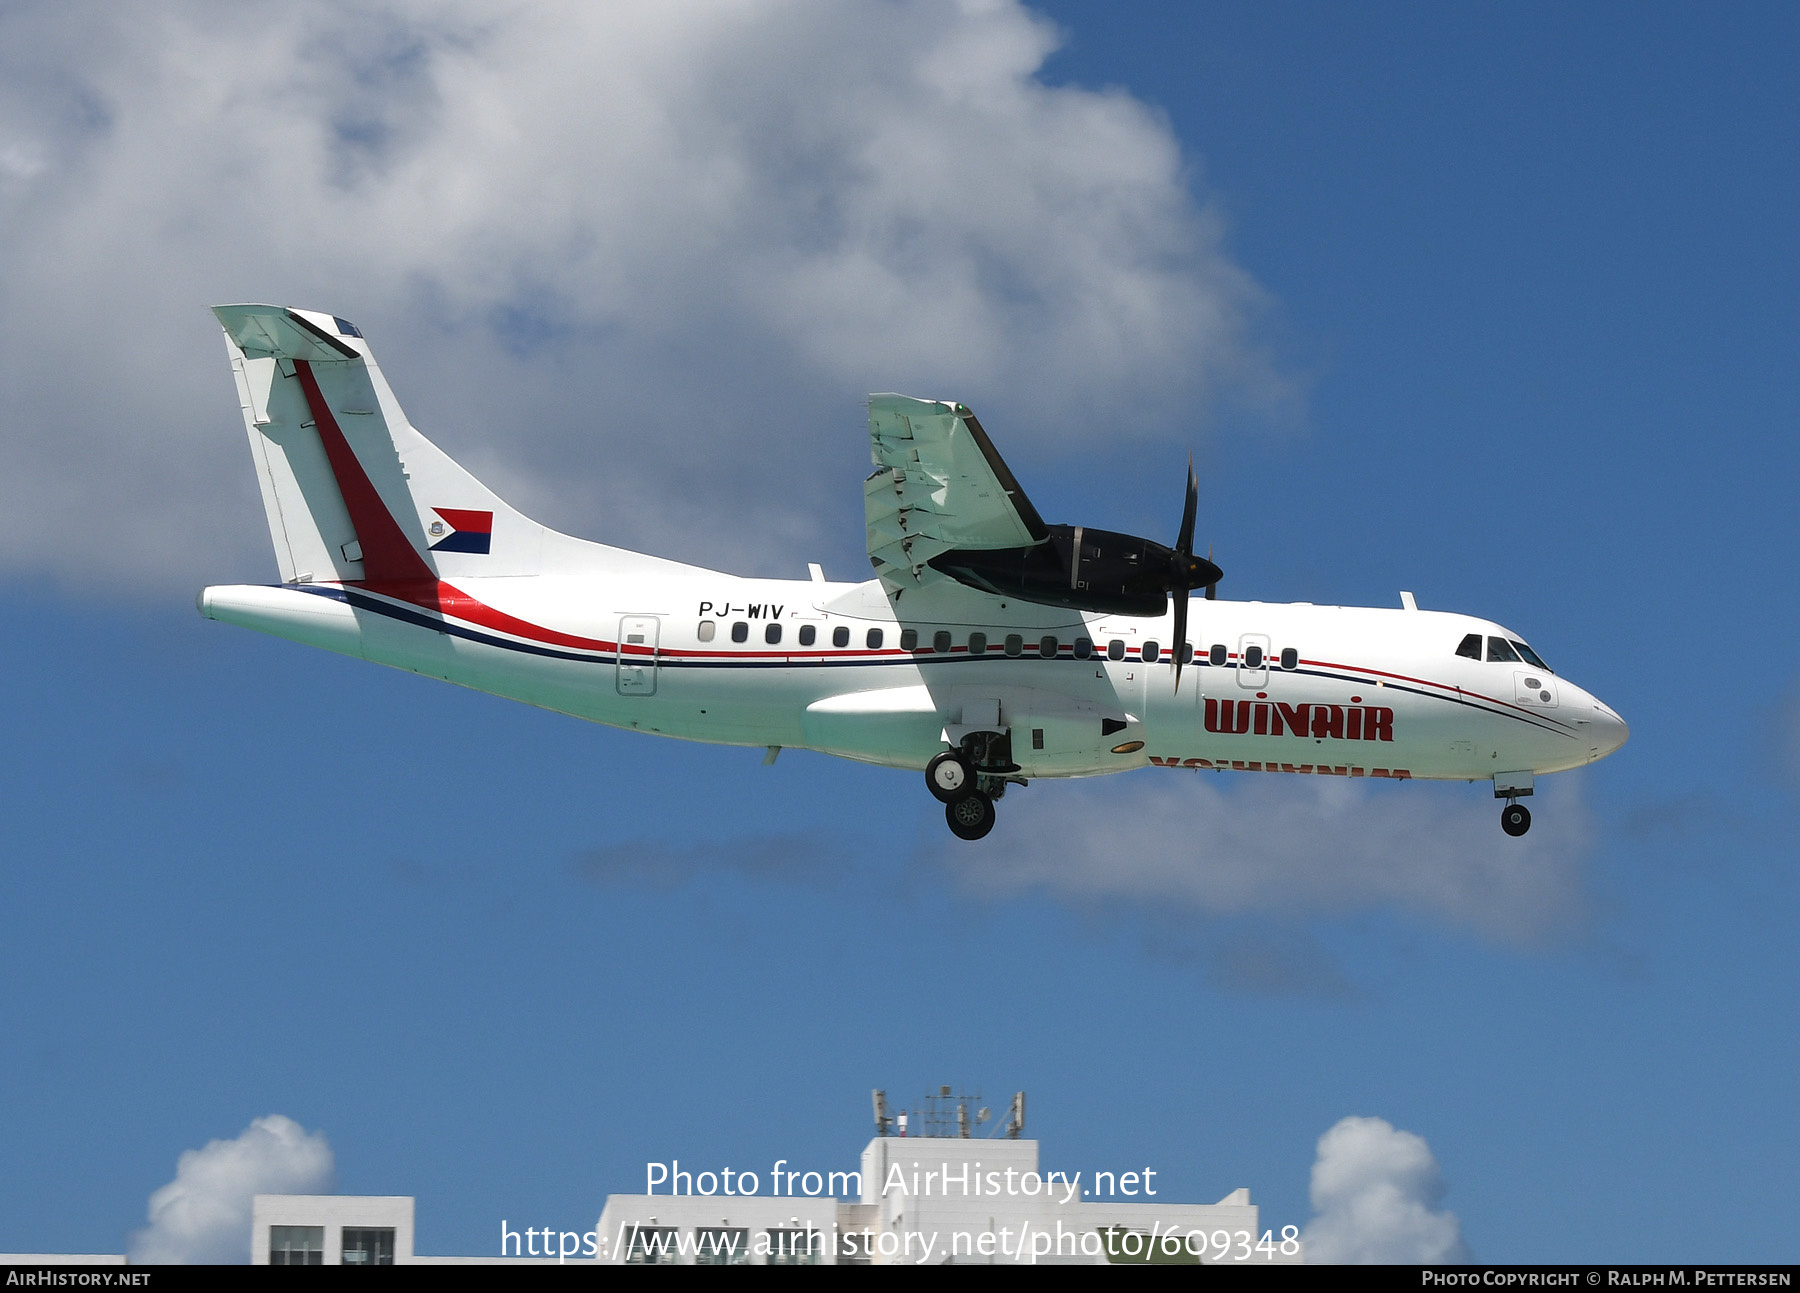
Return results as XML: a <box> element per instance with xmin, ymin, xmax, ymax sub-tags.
<box><xmin>1500</xmin><ymin>800</ymin><xmax>1531</xmax><ymax>836</ymax></box>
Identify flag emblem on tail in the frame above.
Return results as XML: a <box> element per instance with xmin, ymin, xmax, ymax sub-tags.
<box><xmin>428</xmin><ymin>508</ymin><xmax>493</xmax><ymax>554</ymax></box>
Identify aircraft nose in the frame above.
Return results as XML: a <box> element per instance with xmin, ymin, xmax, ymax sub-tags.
<box><xmin>1587</xmin><ymin>698</ymin><xmax>1629</xmax><ymax>761</ymax></box>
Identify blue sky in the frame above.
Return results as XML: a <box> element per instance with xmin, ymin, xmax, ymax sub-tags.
<box><xmin>1</xmin><ymin>0</ymin><xmax>1795</xmax><ymax>1263</ymax></box>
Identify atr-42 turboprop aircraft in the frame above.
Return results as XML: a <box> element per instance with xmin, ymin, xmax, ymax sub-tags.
<box><xmin>200</xmin><ymin>305</ymin><xmax>1627</xmax><ymax>840</ymax></box>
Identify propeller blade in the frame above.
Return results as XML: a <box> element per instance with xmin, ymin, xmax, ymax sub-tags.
<box><xmin>1168</xmin><ymin>457</ymin><xmax>1200</xmax><ymax>690</ymax></box>
<box><xmin>1177</xmin><ymin>455</ymin><xmax>1198</xmax><ymax>557</ymax></box>
<box><xmin>1205</xmin><ymin>543</ymin><xmax>1217</xmax><ymax>600</ymax></box>
<box><xmin>1171</xmin><ymin>586</ymin><xmax>1189</xmax><ymax>692</ymax></box>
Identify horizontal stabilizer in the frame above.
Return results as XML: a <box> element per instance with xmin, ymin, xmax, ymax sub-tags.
<box><xmin>214</xmin><ymin>305</ymin><xmax>366</xmax><ymax>362</ymax></box>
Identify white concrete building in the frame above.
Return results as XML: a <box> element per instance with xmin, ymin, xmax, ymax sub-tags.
<box><xmin>250</xmin><ymin>1195</ymin><xmax>558</xmax><ymax>1266</ymax></box>
<box><xmin>17</xmin><ymin>1091</ymin><xmax>1300</xmax><ymax>1266</ymax></box>
<box><xmin>594</xmin><ymin>1132</ymin><xmax>1302</xmax><ymax>1266</ymax></box>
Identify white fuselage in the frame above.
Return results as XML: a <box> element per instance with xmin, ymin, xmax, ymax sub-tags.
<box><xmin>200</xmin><ymin>564</ymin><xmax>1629</xmax><ymax>785</ymax></box>
<box><xmin>199</xmin><ymin>304</ymin><xmax>1629</xmax><ymax>840</ymax></box>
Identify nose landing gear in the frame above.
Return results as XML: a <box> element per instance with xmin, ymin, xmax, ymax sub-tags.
<box><xmin>1494</xmin><ymin>771</ymin><xmax>1534</xmax><ymax>837</ymax></box>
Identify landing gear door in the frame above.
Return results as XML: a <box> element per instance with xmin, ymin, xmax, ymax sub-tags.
<box><xmin>617</xmin><ymin>615</ymin><xmax>660</xmax><ymax>696</ymax></box>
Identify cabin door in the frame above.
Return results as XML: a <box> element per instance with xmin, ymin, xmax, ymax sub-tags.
<box><xmin>616</xmin><ymin>616</ymin><xmax>660</xmax><ymax>696</ymax></box>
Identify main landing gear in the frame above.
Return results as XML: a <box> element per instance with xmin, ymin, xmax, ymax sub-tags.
<box><xmin>946</xmin><ymin>790</ymin><xmax>997</xmax><ymax>841</ymax></box>
<box><xmin>928</xmin><ymin>736</ymin><xmax>1021</xmax><ymax>841</ymax></box>
<box><xmin>1500</xmin><ymin>800</ymin><xmax>1531</xmax><ymax>837</ymax></box>
<box><xmin>926</xmin><ymin>750</ymin><xmax>974</xmax><ymax>803</ymax></box>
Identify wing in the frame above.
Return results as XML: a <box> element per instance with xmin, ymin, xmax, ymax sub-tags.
<box><xmin>864</xmin><ymin>394</ymin><xmax>1049</xmax><ymax>595</ymax></box>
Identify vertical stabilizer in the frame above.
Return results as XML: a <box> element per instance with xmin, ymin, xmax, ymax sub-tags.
<box><xmin>214</xmin><ymin>305</ymin><xmax>546</xmax><ymax>585</ymax></box>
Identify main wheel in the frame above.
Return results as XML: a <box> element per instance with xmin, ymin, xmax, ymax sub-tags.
<box><xmin>945</xmin><ymin>791</ymin><xmax>996</xmax><ymax>841</ymax></box>
<box><xmin>926</xmin><ymin>750</ymin><xmax>974</xmax><ymax>803</ymax></box>
<box><xmin>1501</xmin><ymin>802</ymin><xmax>1531</xmax><ymax>836</ymax></box>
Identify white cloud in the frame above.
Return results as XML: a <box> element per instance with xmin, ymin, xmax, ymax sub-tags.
<box><xmin>942</xmin><ymin>772</ymin><xmax>1592</xmax><ymax>943</ymax></box>
<box><xmin>0</xmin><ymin>0</ymin><xmax>1283</xmax><ymax>592</ymax></box>
<box><xmin>1301</xmin><ymin>1116</ymin><xmax>1467</xmax><ymax>1264</ymax></box>
<box><xmin>128</xmin><ymin>1114</ymin><xmax>333</xmax><ymax>1265</ymax></box>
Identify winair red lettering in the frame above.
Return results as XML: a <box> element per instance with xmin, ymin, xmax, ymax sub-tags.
<box><xmin>1347</xmin><ymin>708</ymin><xmax>1364</xmax><ymax>741</ymax></box>
<box><xmin>1148</xmin><ymin>756</ymin><xmax>1178</xmax><ymax>767</ymax></box>
<box><xmin>1204</xmin><ymin>699</ymin><xmax>1253</xmax><ymax>734</ymax></box>
<box><xmin>1318</xmin><ymin>765</ymin><xmax>1348</xmax><ymax>776</ymax></box>
<box><xmin>1364</xmin><ymin>706</ymin><xmax>1394</xmax><ymax>741</ymax></box>
<box><xmin>1311</xmin><ymin>704</ymin><xmax>1345</xmax><ymax>740</ymax></box>
<box><xmin>1253</xmin><ymin>702</ymin><xmax>1270</xmax><ymax>736</ymax></box>
<box><xmin>1275</xmin><ymin>703</ymin><xmax>1309</xmax><ymax>737</ymax></box>
<box><xmin>1280</xmin><ymin>763</ymin><xmax>1313</xmax><ymax>774</ymax></box>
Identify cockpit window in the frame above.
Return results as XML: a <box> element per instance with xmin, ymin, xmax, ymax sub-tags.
<box><xmin>1455</xmin><ymin>633</ymin><xmax>1482</xmax><ymax>660</ymax></box>
<box><xmin>1510</xmin><ymin>639</ymin><xmax>1551</xmax><ymax>672</ymax></box>
<box><xmin>1486</xmin><ymin>636</ymin><xmax>1521</xmax><ymax>663</ymax></box>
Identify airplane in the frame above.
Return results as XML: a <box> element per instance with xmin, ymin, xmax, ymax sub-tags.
<box><xmin>198</xmin><ymin>305</ymin><xmax>1628</xmax><ymax>841</ymax></box>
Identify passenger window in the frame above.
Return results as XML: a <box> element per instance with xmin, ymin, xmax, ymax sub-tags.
<box><xmin>968</xmin><ymin>631</ymin><xmax>987</xmax><ymax>655</ymax></box>
<box><xmin>1179</xmin><ymin>642</ymin><xmax>1194</xmax><ymax>664</ymax></box>
<box><xmin>832</xmin><ymin>626</ymin><xmax>849</xmax><ymax>648</ymax></box>
<box><xmin>799</xmin><ymin>624</ymin><xmax>816</xmax><ymax>647</ymax></box>
<box><xmin>697</xmin><ymin>620</ymin><xmax>716</xmax><ymax>642</ymax></box>
<box><xmin>933</xmin><ymin>630</ymin><xmax>952</xmax><ymax>653</ymax></box>
<box><xmin>1209</xmin><ymin>643</ymin><xmax>1227</xmax><ymax>667</ymax></box>
<box><xmin>765</xmin><ymin>623</ymin><xmax>782</xmax><ymax>645</ymax></box>
<box><xmin>1004</xmin><ymin>634</ymin><xmax>1024</xmax><ymax>657</ymax></box>
<box><xmin>1487</xmin><ymin>636</ymin><xmax>1521</xmax><ymax>663</ymax></box>
<box><xmin>731</xmin><ymin>622</ymin><xmax>748</xmax><ymax>643</ymax></box>
<box><xmin>1107</xmin><ymin>639</ymin><xmax>1126</xmax><ymax>661</ymax></box>
<box><xmin>866</xmin><ymin>628</ymin><xmax>883</xmax><ymax>649</ymax></box>
<box><xmin>1456</xmin><ymin>633</ymin><xmax>1482</xmax><ymax>660</ymax></box>
<box><xmin>900</xmin><ymin>629</ymin><xmax>919</xmax><ymax>651</ymax></box>
<box><xmin>1280</xmin><ymin>647</ymin><xmax>1297</xmax><ymax>670</ymax></box>
<box><xmin>1244</xmin><ymin>644</ymin><xmax>1264</xmax><ymax>669</ymax></box>
<box><xmin>1074</xmin><ymin>637</ymin><xmax>1093</xmax><ymax>659</ymax></box>
<box><xmin>1039</xmin><ymin>635</ymin><xmax>1058</xmax><ymax>657</ymax></box>
<box><xmin>1142</xmin><ymin>640</ymin><xmax>1160</xmax><ymax>663</ymax></box>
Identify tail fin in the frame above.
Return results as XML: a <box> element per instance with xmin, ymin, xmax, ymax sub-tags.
<box><xmin>217</xmin><ymin>304</ymin><xmax>608</xmax><ymax>586</ymax></box>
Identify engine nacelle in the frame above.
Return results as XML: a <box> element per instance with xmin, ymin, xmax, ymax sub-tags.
<box><xmin>927</xmin><ymin>523</ymin><xmax>1220</xmax><ymax>616</ymax></box>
